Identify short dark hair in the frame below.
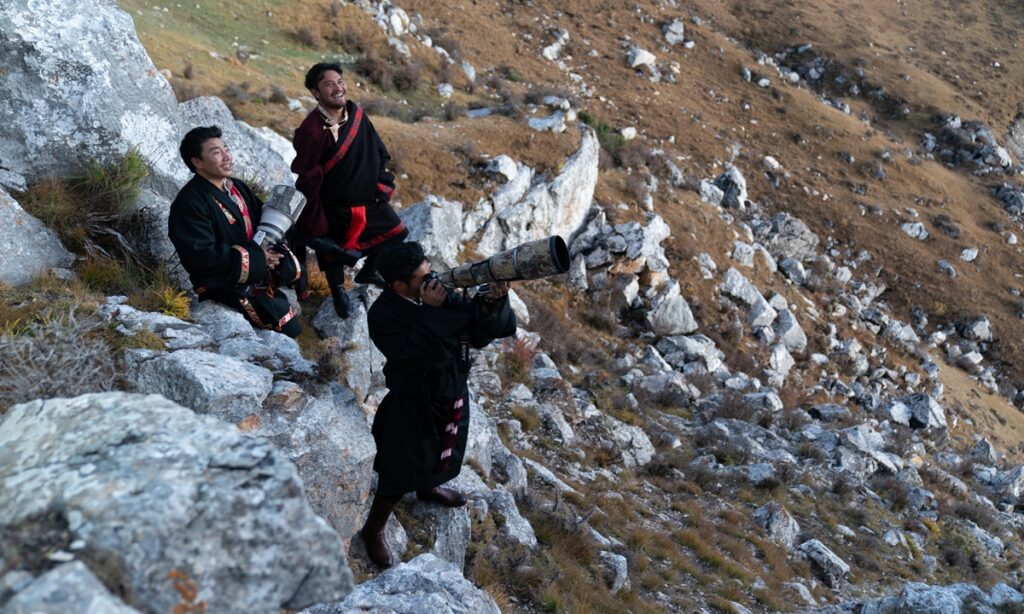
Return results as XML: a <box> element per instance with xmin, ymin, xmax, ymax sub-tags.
<box><xmin>376</xmin><ymin>241</ymin><xmax>425</xmax><ymax>284</ymax></box>
<box><xmin>304</xmin><ymin>62</ymin><xmax>345</xmax><ymax>91</ymax></box>
<box><xmin>179</xmin><ymin>126</ymin><xmax>222</xmax><ymax>173</ymax></box>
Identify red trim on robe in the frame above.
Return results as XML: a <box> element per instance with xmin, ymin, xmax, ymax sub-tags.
<box><xmin>340</xmin><ymin>206</ymin><xmax>368</xmax><ymax>250</ymax></box>
<box><xmin>323</xmin><ymin>105</ymin><xmax>364</xmax><ymax>173</ymax></box>
<box><xmin>238</xmin><ymin>297</ymin><xmax>271</xmax><ymax>329</ymax></box>
<box><xmin>277</xmin><ymin>306</ymin><xmax>297</xmax><ymax>330</ymax></box>
<box><xmin>227</xmin><ymin>182</ymin><xmax>255</xmax><ymax>240</ymax></box>
<box><xmin>232</xmin><ymin>245</ymin><xmax>250</xmax><ymax>284</ymax></box>
<box><xmin>376</xmin><ymin>182</ymin><xmax>395</xmax><ymax>198</ymax></box>
<box><xmin>355</xmin><ymin>220</ymin><xmax>407</xmax><ymax>251</ymax></box>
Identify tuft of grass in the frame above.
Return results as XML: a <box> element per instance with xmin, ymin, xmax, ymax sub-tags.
<box><xmin>19</xmin><ymin>150</ymin><xmax>148</xmax><ymax>262</ymax></box>
<box><xmin>0</xmin><ymin>305</ymin><xmax>120</xmax><ymax>409</ymax></box>
<box><xmin>510</xmin><ymin>404</ymin><xmax>542</xmax><ymax>432</ymax></box>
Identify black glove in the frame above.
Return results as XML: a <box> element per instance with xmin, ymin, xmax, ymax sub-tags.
<box><xmin>304</xmin><ymin>236</ymin><xmax>362</xmax><ymax>267</ymax></box>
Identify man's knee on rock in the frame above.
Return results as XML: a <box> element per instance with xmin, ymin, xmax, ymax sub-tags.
<box><xmin>280</xmin><ymin>318</ymin><xmax>302</xmax><ymax>339</ymax></box>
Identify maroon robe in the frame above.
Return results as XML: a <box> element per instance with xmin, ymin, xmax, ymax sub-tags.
<box><xmin>291</xmin><ymin>101</ymin><xmax>406</xmax><ymax>250</ymax></box>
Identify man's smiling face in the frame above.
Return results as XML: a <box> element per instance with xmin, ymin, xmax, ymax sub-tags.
<box><xmin>313</xmin><ymin>70</ymin><xmax>347</xmax><ymax>110</ymax></box>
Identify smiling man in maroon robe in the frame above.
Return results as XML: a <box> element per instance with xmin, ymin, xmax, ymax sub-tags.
<box><xmin>291</xmin><ymin>62</ymin><xmax>408</xmax><ymax>318</ymax></box>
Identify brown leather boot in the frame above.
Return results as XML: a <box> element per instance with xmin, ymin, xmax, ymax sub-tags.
<box><xmin>360</xmin><ymin>494</ymin><xmax>398</xmax><ymax>568</ymax></box>
<box><xmin>416</xmin><ymin>486</ymin><xmax>467</xmax><ymax>508</ymax></box>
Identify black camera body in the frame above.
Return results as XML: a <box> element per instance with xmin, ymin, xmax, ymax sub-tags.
<box><xmin>424</xmin><ymin>271</ymin><xmax>440</xmax><ymax>285</ymax></box>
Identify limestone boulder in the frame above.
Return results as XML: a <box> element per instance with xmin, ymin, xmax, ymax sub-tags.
<box><xmin>1</xmin><ymin>562</ymin><xmax>142</xmax><ymax>614</ymax></box>
<box><xmin>302</xmin><ymin>553</ymin><xmax>500</xmax><ymax>614</ymax></box>
<box><xmin>478</xmin><ymin>128</ymin><xmax>597</xmax><ymax>253</ymax></box>
<box><xmin>244</xmin><ymin>384</ymin><xmax>376</xmax><ymax>546</ymax></box>
<box><xmin>399</xmin><ymin>195</ymin><xmax>464</xmax><ymax>269</ymax></box>
<box><xmin>0</xmin><ymin>188</ymin><xmax>74</xmax><ymax>286</ymax></box>
<box><xmin>753</xmin><ymin>502</ymin><xmax>800</xmax><ymax>550</ymax></box>
<box><xmin>129</xmin><ymin>349</ymin><xmax>273</xmax><ymax>423</ymax></box>
<box><xmin>0</xmin><ymin>0</ymin><xmax>189</xmax><ymax>193</ymax></box>
<box><xmin>0</xmin><ymin>393</ymin><xmax>352</xmax><ymax>613</ymax></box>
<box><xmin>313</xmin><ymin>292</ymin><xmax>386</xmax><ymax>405</ymax></box>
<box><xmin>798</xmin><ymin>539</ymin><xmax>849</xmax><ymax>588</ymax></box>
<box><xmin>646</xmin><ymin>280</ymin><xmax>698</xmax><ymax>336</ymax></box>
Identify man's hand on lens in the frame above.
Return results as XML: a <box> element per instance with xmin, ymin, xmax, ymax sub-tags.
<box><xmin>488</xmin><ymin>281</ymin><xmax>510</xmax><ymax>300</ymax></box>
<box><xmin>263</xmin><ymin>247</ymin><xmax>282</xmax><ymax>270</ymax></box>
<box><xmin>422</xmin><ymin>278</ymin><xmax>446</xmax><ymax>306</ymax></box>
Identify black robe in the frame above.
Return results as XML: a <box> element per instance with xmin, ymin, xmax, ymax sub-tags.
<box><xmin>367</xmin><ymin>287</ymin><xmax>517</xmax><ymax>497</ymax></box>
<box><xmin>168</xmin><ymin>175</ymin><xmax>301</xmax><ymax>337</ymax></box>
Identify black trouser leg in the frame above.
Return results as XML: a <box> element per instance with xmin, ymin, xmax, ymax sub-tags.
<box><xmin>361</xmin><ymin>493</ymin><xmax>400</xmax><ymax>568</ymax></box>
<box><xmin>324</xmin><ymin>264</ymin><xmax>350</xmax><ymax>319</ymax></box>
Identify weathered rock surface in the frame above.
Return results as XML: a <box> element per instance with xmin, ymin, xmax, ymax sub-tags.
<box><xmin>400</xmin><ymin>195</ymin><xmax>464</xmax><ymax>269</ymax></box>
<box><xmin>302</xmin><ymin>553</ymin><xmax>500</xmax><ymax>614</ymax></box>
<box><xmin>479</xmin><ymin>128</ymin><xmax>598</xmax><ymax>253</ymax></box>
<box><xmin>313</xmin><ymin>294</ymin><xmax>386</xmax><ymax>405</ymax></box>
<box><xmin>0</xmin><ymin>393</ymin><xmax>352</xmax><ymax>613</ymax></box>
<box><xmin>753</xmin><ymin>502</ymin><xmax>800</xmax><ymax>550</ymax></box>
<box><xmin>0</xmin><ymin>188</ymin><xmax>74</xmax><ymax>286</ymax></box>
<box><xmin>798</xmin><ymin>539</ymin><xmax>850</xmax><ymax>588</ymax></box>
<box><xmin>129</xmin><ymin>348</ymin><xmax>273</xmax><ymax>422</ymax></box>
<box><xmin>0</xmin><ymin>0</ymin><xmax>188</xmax><ymax>192</ymax></box>
<box><xmin>245</xmin><ymin>383</ymin><xmax>376</xmax><ymax>546</ymax></box>
<box><xmin>0</xmin><ymin>561</ymin><xmax>142</xmax><ymax>614</ymax></box>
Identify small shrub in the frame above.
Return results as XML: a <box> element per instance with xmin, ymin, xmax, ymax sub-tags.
<box><xmin>355</xmin><ymin>53</ymin><xmax>393</xmax><ymax>90</ymax></box>
<box><xmin>361</xmin><ymin>96</ymin><xmax>402</xmax><ymax>119</ymax></box>
<box><xmin>391</xmin><ymin>58</ymin><xmax>422</xmax><ymax>92</ymax></box>
<box><xmin>423</xmin><ymin>28</ymin><xmax>463</xmax><ymax>61</ymax></box>
<box><xmin>269</xmin><ymin>85</ymin><xmax>289</xmax><ymax>104</ymax></box>
<box><xmin>335</xmin><ymin>27</ymin><xmax>367</xmax><ymax>53</ymax></box>
<box><xmin>314</xmin><ymin>337</ymin><xmax>350</xmax><ymax>384</ymax></box>
<box><xmin>222</xmin><ymin>83</ymin><xmax>251</xmax><ymax>102</ymax></box>
<box><xmin>443</xmin><ymin>101</ymin><xmax>465</xmax><ymax>122</ymax></box>
<box><xmin>20</xmin><ymin>152</ymin><xmax>148</xmax><ymax>263</ymax></box>
<box><xmin>0</xmin><ymin>306</ymin><xmax>119</xmax><ymax>408</ymax></box>
<box><xmin>498</xmin><ymin>337</ymin><xmax>536</xmax><ymax>386</ymax></box>
<box><xmin>499</xmin><ymin>65</ymin><xmax>523</xmax><ymax>82</ymax></box>
<box><xmin>295</xmin><ymin>27</ymin><xmax>320</xmax><ymax>49</ymax></box>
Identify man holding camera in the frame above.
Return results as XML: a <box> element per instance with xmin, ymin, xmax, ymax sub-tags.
<box><xmin>360</xmin><ymin>242</ymin><xmax>516</xmax><ymax>568</ymax></box>
<box><xmin>169</xmin><ymin>126</ymin><xmax>302</xmax><ymax>337</ymax></box>
<box><xmin>291</xmin><ymin>62</ymin><xmax>408</xmax><ymax>319</ymax></box>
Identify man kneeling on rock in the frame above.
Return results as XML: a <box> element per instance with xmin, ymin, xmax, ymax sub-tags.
<box><xmin>361</xmin><ymin>242</ymin><xmax>517</xmax><ymax>568</ymax></box>
<box><xmin>169</xmin><ymin>126</ymin><xmax>302</xmax><ymax>337</ymax></box>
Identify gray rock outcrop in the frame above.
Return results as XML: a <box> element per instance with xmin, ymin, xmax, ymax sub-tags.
<box><xmin>0</xmin><ymin>0</ymin><xmax>188</xmax><ymax>192</ymax></box>
<box><xmin>0</xmin><ymin>188</ymin><xmax>73</xmax><ymax>286</ymax></box>
<box><xmin>0</xmin><ymin>561</ymin><xmax>142</xmax><ymax>614</ymax></box>
<box><xmin>0</xmin><ymin>392</ymin><xmax>352</xmax><ymax>613</ymax></box>
<box><xmin>478</xmin><ymin>127</ymin><xmax>598</xmax><ymax>253</ymax></box>
<box><xmin>302</xmin><ymin>553</ymin><xmax>500</xmax><ymax>614</ymax></box>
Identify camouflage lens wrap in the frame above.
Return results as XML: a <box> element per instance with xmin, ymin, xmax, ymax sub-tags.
<box><xmin>437</xmin><ymin>235</ymin><xmax>570</xmax><ymax>287</ymax></box>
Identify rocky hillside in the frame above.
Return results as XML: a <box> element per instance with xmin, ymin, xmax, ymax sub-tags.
<box><xmin>3</xmin><ymin>0</ymin><xmax>1024</xmax><ymax>613</ymax></box>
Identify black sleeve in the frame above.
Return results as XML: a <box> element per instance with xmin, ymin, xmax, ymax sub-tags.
<box><xmin>367</xmin><ymin>119</ymin><xmax>396</xmax><ymax>202</ymax></box>
<box><xmin>467</xmin><ymin>295</ymin><xmax>517</xmax><ymax>348</ymax></box>
<box><xmin>168</xmin><ymin>188</ymin><xmax>267</xmax><ymax>289</ymax></box>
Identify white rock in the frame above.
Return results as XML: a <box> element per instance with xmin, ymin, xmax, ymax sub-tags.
<box><xmin>627</xmin><ymin>46</ymin><xmax>657</xmax><ymax>69</ymax></box>
<box><xmin>527</xmin><ymin>111</ymin><xmax>567</xmax><ymax>133</ymax></box>
<box><xmin>901</xmin><ymin>222</ymin><xmax>929</xmax><ymax>240</ymax></box>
